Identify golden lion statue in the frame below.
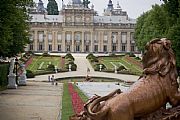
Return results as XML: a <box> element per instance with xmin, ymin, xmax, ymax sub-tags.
<box><xmin>70</xmin><ymin>38</ymin><xmax>180</xmax><ymax>120</ymax></box>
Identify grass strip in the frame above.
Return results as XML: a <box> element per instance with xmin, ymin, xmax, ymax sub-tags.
<box><xmin>61</xmin><ymin>82</ymin><xmax>74</xmax><ymax>120</ymax></box>
<box><xmin>73</xmin><ymin>84</ymin><xmax>89</xmax><ymax>102</ymax></box>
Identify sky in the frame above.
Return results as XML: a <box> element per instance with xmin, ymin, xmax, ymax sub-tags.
<box><xmin>34</xmin><ymin>0</ymin><xmax>163</xmax><ymax>19</ymax></box>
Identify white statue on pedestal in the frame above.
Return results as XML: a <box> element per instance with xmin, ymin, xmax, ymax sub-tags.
<box><xmin>7</xmin><ymin>58</ymin><xmax>17</xmax><ymax>89</ymax></box>
<box><xmin>18</xmin><ymin>64</ymin><xmax>27</xmax><ymax>86</ymax></box>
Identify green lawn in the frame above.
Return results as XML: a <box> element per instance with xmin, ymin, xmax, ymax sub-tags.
<box><xmin>27</xmin><ymin>56</ymin><xmax>62</xmax><ymax>72</ymax></box>
<box><xmin>61</xmin><ymin>82</ymin><xmax>74</xmax><ymax>120</ymax></box>
<box><xmin>99</xmin><ymin>56</ymin><xmax>143</xmax><ymax>75</ymax></box>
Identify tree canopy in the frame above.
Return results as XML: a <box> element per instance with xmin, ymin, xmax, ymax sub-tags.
<box><xmin>0</xmin><ymin>0</ymin><xmax>33</xmax><ymax>57</ymax></box>
<box><xmin>135</xmin><ymin>0</ymin><xmax>180</xmax><ymax>67</ymax></box>
<box><xmin>47</xmin><ymin>0</ymin><xmax>59</xmax><ymax>15</ymax></box>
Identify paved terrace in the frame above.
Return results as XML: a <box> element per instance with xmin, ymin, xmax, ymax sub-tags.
<box><xmin>0</xmin><ymin>81</ymin><xmax>63</xmax><ymax>120</ymax></box>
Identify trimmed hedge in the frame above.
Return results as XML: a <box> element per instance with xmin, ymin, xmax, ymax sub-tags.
<box><xmin>0</xmin><ymin>63</ymin><xmax>9</xmax><ymax>87</ymax></box>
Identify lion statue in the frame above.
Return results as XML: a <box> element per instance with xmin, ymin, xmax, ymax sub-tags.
<box><xmin>70</xmin><ymin>38</ymin><xmax>180</xmax><ymax>120</ymax></box>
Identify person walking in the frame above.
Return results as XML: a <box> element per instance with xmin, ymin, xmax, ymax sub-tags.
<box><xmin>51</xmin><ymin>75</ymin><xmax>55</xmax><ymax>85</ymax></box>
<box><xmin>48</xmin><ymin>75</ymin><xmax>51</xmax><ymax>82</ymax></box>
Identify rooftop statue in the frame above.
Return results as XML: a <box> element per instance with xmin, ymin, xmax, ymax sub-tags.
<box><xmin>70</xmin><ymin>38</ymin><xmax>180</xmax><ymax>120</ymax></box>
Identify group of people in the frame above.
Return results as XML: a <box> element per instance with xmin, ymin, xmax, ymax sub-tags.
<box><xmin>48</xmin><ymin>75</ymin><xmax>58</xmax><ymax>85</ymax></box>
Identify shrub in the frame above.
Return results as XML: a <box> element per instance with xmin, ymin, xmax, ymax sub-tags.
<box><xmin>71</xmin><ymin>64</ymin><xmax>77</xmax><ymax>71</ymax></box>
<box><xmin>117</xmin><ymin>65</ymin><xmax>126</xmax><ymax>71</ymax></box>
<box><xmin>65</xmin><ymin>53</ymin><xmax>74</xmax><ymax>61</ymax></box>
<box><xmin>26</xmin><ymin>70</ymin><xmax>35</xmax><ymax>78</ymax></box>
<box><xmin>0</xmin><ymin>63</ymin><xmax>9</xmax><ymax>87</ymax></box>
<box><xmin>86</xmin><ymin>53</ymin><xmax>94</xmax><ymax>59</ymax></box>
<box><xmin>94</xmin><ymin>64</ymin><xmax>106</xmax><ymax>71</ymax></box>
<box><xmin>135</xmin><ymin>57</ymin><xmax>141</xmax><ymax>60</ymax></box>
<box><xmin>129</xmin><ymin>52</ymin><xmax>136</xmax><ymax>57</ymax></box>
<box><xmin>47</xmin><ymin>64</ymin><xmax>55</xmax><ymax>71</ymax></box>
<box><xmin>42</xmin><ymin>52</ymin><xmax>50</xmax><ymax>57</ymax></box>
<box><xmin>109</xmin><ymin>53</ymin><xmax>116</xmax><ymax>57</ymax></box>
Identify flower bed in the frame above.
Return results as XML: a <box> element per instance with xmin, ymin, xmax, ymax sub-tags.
<box><xmin>25</xmin><ymin>56</ymin><xmax>33</xmax><ymax>68</ymax></box>
<box><xmin>124</xmin><ymin>55</ymin><xmax>143</xmax><ymax>68</ymax></box>
<box><xmin>68</xmin><ymin>83</ymin><xmax>84</xmax><ymax>114</ymax></box>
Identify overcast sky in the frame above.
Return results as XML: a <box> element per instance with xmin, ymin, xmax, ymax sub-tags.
<box><xmin>34</xmin><ymin>0</ymin><xmax>163</xmax><ymax>18</ymax></box>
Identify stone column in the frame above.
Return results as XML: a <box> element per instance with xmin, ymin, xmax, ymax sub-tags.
<box><xmin>72</xmin><ymin>31</ymin><xmax>75</xmax><ymax>52</ymax></box>
<box><xmin>44</xmin><ymin>31</ymin><xmax>48</xmax><ymax>51</ymax></box>
<box><xmin>54</xmin><ymin>31</ymin><xmax>58</xmax><ymax>51</ymax></box>
<box><xmin>108</xmin><ymin>31</ymin><xmax>112</xmax><ymax>52</ymax></box>
<box><xmin>90</xmin><ymin>31</ymin><xmax>94</xmax><ymax>52</ymax></box>
<box><xmin>62</xmin><ymin>31</ymin><xmax>66</xmax><ymax>52</ymax></box>
<box><xmin>100</xmin><ymin>31</ymin><xmax>104</xmax><ymax>52</ymax></box>
<box><xmin>98</xmin><ymin>31</ymin><xmax>101</xmax><ymax>52</ymax></box>
<box><xmin>82</xmin><ymin>31</ymin><xmax>85</xmax><ymax>52</ymax></box>
<box><xmin>117</xmin><ymin>32</ymin><xmax>121</xmax><ymax>52</ymax></box>
<box><xmin>34</xmin><ymin>30</ymin><xmax>38</xmax><ymax>51</ymax></box>
<box><xmin>127</xmin><ymin>32</ymin><xmax>131</xmax><ymax>52</ymax></box>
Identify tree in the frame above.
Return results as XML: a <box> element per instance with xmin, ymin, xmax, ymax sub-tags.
<box><xmin>47</xmin><ymin>0</ymin><xmax>59</xmax><ymax>15</ymax></box>
<box><xmin>135</xmin><ymin>1</ymin><xmax>180</xmax><ymax>67</ymax></box>
<box><xmin>0</xmin><ymin>0</ymin><xmax>33</xmax><ymax>57</ymax></box>
<box><xmin>135</xmin><ymin>4</ymin><xmax>168</xmax><ymax>52</ymax></box>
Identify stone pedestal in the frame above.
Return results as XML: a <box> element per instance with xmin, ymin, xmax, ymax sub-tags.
<box><xmin>18</xmin><ymin>73</ymin><xmax>27</xmax><ymax>86</ymax></box>
<box><xmin>7</xmin><ymin>74</ymin><xmax>17</xmax><ymax>89</ymax></box>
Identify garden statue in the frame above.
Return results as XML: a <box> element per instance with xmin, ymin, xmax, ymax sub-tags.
<box><xmin>7</xmin><ymin>58</ymin><xmax>17</xmax><ymax>89</ymax></box>
<box><xmin>9</xmin><ymin>58</ymin><xmax>15</xmax><ymax>75</ymax></box>
<box><xmin>70</xmin><ymin>38</ymin><xmax>180</xmax><ymax>120</ymax></box>
<box><xmin>18</xmin><ymin>64</ymin><xmax>27</xmax><ymax>86</ymax></box>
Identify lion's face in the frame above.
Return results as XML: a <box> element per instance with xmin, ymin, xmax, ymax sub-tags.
<box><xmin>142</xmin><ymin>38</ymin><xmax>171</xmax><ymax>69</ymax></box>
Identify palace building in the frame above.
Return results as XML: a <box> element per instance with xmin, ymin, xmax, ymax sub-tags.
<box><xmin>28</xmin><ymin>0</ymin><xmax>137</xmax><ymax>53</ymax></box>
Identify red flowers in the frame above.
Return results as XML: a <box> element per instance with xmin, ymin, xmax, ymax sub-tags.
<box><xmin>68</xmin><ymin>83</ymin><xmax>84</xmax><ymax>114</ymax></box>
<box><xmin>25</xmin><ymin>57</ymin><xmax>33</xmax><ymax>68</ymax></box>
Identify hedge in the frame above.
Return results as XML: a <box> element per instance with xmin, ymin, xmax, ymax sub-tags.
<box><xmin>0</xmin><ymin>63</ymin><xmax>9</xmax><ymax>87</ymax></box>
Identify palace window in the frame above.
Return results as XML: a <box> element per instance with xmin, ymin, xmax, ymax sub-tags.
<box><xmin>130</xmin><ymin>32</ymin><xmax>135</xmax><ymax>43</ymax></box>
<box><xmin>85</xmin><ymin>45</ymin><xmax>89</xmax><ymax>52</ymax></box>
<box><xmin>103</xmin><ymin>45</ymin><xmax>107</xmax><ymax>52</ymax></box>
<box><xmin>75</xmin><ymin>33</ymin><xmax>81</xmax><ymax>41</ymax></box>
<box><xmin>121</xmin><ymin>32</ymin><xmax>127</xmax><ymax>44</ymax></box>
<box><xmin>121</xmin><ymin>44</ymin><xmax>126</xmax><ymax>52</ymax></box>
<box><xmin>104</xmin><ymin>32</ymin><xmax>108</xmax><ymax>42</ymax></box>
<box><xmin>39</xmin><ymin>43</ymin><xmax>43</xmax><ymax>51</ymax></box>
<box><xmin>58</xmin><ymin>45</ymin><xmax>61</xmax><ymax>51</ymax></box>
<box><xmin>94</xmin><ymin>45</ymin><xmax>98</xmax><ymax>52</ymax></box>
<box><xmin>94</xmin><ymin>32</ymin><xmax>98</xmax><ymax>43</ymax></box>
<box><xmin>66</xmin><ymin>45</ymin><xmax>71</xmax><ymax>52</ymax></box>
<box><xmin>57</xmin><ymin>33</ymin><xmax>62</xmax><ymax>42</ymax></box>
<box><xmin>76</xmin><ymin>45</ymin><xmax>80</xmax><ymax>52</ymax></box>
<box><xmin>29</xmin><ymin>44</ymin><xmax>33</xmax><ymax>50</ymax></box>
<box><xmin>38</xmin><ymin>32</ymin><xmax>44</xmax><ymax>42</ymax></box>
<box><xmin>131</xmin><ymin>44</ymin><xmax>135</xmax><ymax>52</ymax></box>
<box><xmin>112</xmin><ymin>32</ymin><xmax>118</xmax><ymax>44</ymax></box>
<box><xmin>48</xmin><ymin>33</ymin><xmax>52</xmax><ymax>42</ymax></box>
<box><xmin>112</xmin><ymin>45</ymin><xmax>116</xmax><ymax>52</ymax></box>
<box><xmin>66</xmin><ymin>33</ymin><xmax>71</xmax><ymax>41</ymax></box>
<box><xmin>48</xmin><ymin>44</ymin><xmax>52</xmax><ymax>51</ymax></box>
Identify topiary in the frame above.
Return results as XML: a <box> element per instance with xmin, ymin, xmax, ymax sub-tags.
<box><xmin>117</xmin><ymin>65</ymin><xmax>126</xmax><ymax>71</ymax></box>
<box><xmin>47</xmin><ymin>64</ymin><xmax>55</xmax><ymax>71</ymax></box>
<box><xmin>26</xmin><ymin>70</ymin><xmax>35</xmax><ymax>78</ymax></box>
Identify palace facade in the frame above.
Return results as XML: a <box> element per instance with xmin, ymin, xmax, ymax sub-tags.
<box><xmin>28</xmin><ymin>0</ymin><xmax>137</xmax><ymax>53</ymax></box>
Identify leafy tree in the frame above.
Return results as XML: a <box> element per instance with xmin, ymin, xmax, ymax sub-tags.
<box><xmin>135</xmin><ymin>4</ymin><xmax>168</xmax><ymax>51</ymax></box>
<box><xmin>47</xmin><ymin>0</ymin><xmax>59</xmax><ymax>15</ymax></box>
<box><xmin>0</xmin><ymin>0</ymin><xmax>33</xmax><ymax>57</ymax></box>
<box><xmin>135</xmin><ymin>0</ymin><xmax>180</xmax><ymax>67</ymax></box>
